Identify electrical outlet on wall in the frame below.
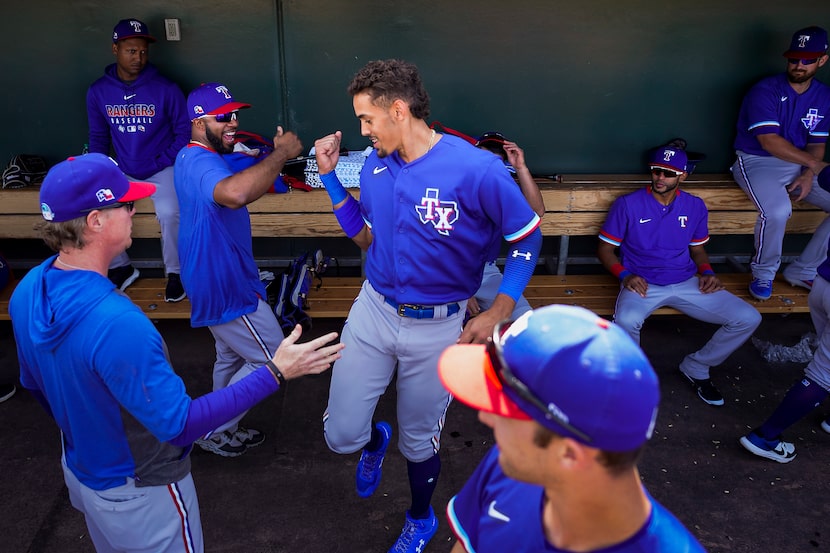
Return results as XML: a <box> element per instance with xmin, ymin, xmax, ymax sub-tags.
<box><xmin>164</xmin><ymin>19</ymin><xmax>181</xmax><ymax>41</ymax></box>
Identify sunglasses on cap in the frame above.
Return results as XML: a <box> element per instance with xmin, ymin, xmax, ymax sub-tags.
<box><xmin>788</xmin><ymin>57</ymin><xmax>820</xmax><ymax>65</ymax></box>
<box><xmin>199</xmin><ymin>111</ymin><xmax>239</xmax><ymax>123</ymax></box>
<box><xmin>81</xmin><ymin>201</ymin><xmax>135</xmax><ymax>213</ymax></box>
<box><xmin>650</xmin><ymin>167</ymin><xmax>682</xmax><ymax>178</ymax></box>
<box><xmin>486</xmin><ymin>320</ymin><xmax>592</xmax><ymax>443</ymax></box>
<box><xmin>475</xmin><ymin>131</ymin><xmax>507</xmax><ymax>147</ymax></box>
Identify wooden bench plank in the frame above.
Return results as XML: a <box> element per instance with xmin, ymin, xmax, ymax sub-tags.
<box><xmin>0</xmin><ymin>272</ymin><xmax>810</xmax><ymax>322</ymax></box>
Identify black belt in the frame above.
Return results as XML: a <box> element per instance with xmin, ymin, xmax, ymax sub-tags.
<box><xmin>384</xmin><ymin>297</ymin><xmax>461</xmax><ymax>319</ymax></box>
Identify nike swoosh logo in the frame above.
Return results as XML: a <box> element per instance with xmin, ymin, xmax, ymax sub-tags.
<box><xmin>373</xmin><ymin>166</ymin><xmax>388</xmax><ymax>175</ymax></box>
<box><xmin>780</xmin><ymin>96</ymin><xmax>788</xmax><ymax>102</ymax></box>
<box><xmin>487</xmin><ymin>500</ymin><xmax>510</xmax><ymax>522</ymax></box>
<box><xmin>639</xmin><ymin>218</ymin><xmax>652</xmax><ymax>224</ymax></box>
<box><xmin>124</xmin><ymin>94</ymin><xmax>137</xmax><ymax>100</ymax></box>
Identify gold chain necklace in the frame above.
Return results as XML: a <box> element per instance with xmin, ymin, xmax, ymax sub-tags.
<box><xmin>426</xmin><ymin>129</ymin><xmax>436</xmax><ymax>155</ymax></box>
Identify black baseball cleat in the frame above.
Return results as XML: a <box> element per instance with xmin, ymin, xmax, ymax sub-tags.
<box><xmin>108</xmin><ymin>265</ymin><xmax>140</xmax><ymax>291</ymax></box>
<box><xmin>164</xmin><ymin>272</ymin><xmax>186</xmax><ymax>302</ymax></box>
<box><xmin>681</xmin><ymin>371</ymin><xmax>724</xmax><ymax>406</ymax></box>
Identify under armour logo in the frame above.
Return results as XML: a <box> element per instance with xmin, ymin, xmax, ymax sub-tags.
<box><xmin>415</xmin><ymin>188</ymin><xmax>458</xmax><ymax>236</ymax></box>
<box><xmin>678</xmin><ymin>215</ymin><xmax>688</xmax><ymax>228</ymax></box>
<box><xmin>798</xmin><ymin>34</ymin><xmax>811</xmax><ymax>48</ymax></box>
<box><xmin>215</xmin><ymin>85</ymin><xmax>232</xmax><ymax>99</ymax></box>
<box><xmin>802</xmin><ymin>108</ymin><xmax>825</xmax><ymax>131</ymax></box>
<box><xmin>511</xmin><ymin>250</ymin><xmax>532</xmax><ymax>260</ymax></box>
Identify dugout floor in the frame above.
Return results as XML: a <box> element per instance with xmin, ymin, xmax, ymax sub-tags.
<box><xmin>1</xmin><ymin>313</ymin><xmax>829</xmax><ymax>553</ymax></box>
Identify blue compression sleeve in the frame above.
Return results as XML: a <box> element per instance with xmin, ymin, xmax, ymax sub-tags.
<box><xmin>334</xmin><ymin>195</ymin><xmax>365</xmax><ymax>238</ymax></box>
<box><xmin>498</xmin><ymin>228</ymin><xmax>542</xmax><ymax>302</ymax></box>
<box><xmin>320</xmin><ymin>171</ymin><xmax>348</xmax><ymax>205</ymax></box>
<box><xmin>168</xmin><ymin>366</ymin><xmax>279</xmax><ymax>447</ymax></box>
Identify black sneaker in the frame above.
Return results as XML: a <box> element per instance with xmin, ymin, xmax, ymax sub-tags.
<box><xmin>681</xmin><ymin>372</ymin><xmax>724</xmax><ymax>406</ymax></box>
<box><xmin>108</xmin><ymin>265</ymin><xmax>140</xmax><ymax>291</ymax></box>
<box><xmin>0</xmin><ymin>384</ymin><xmax>16</xmax><ymax>403</ymax></box>
<box><xmin>233</xmin><ymin>426</ymin><xmax>265</xmax><ymax>448</ymax></box>
<box><xmin>165</xmin><ymin>273</ymin><xmax>186</xmax><ymax>302</ymax></box>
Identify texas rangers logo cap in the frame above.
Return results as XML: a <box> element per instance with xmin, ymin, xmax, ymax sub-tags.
<box><xmin>783</xmin><ymin>26</ymin><xmax>828</xmax><ymax>58</ymax></box>
<box><xmin>438</xmin><ymin>304</ymin><xmax>660</xmax><ymax>452</ymax></box>
<box><xmin>112</xmin><ymin>18</ymin><xmax>156</xmax><ymax>44</ymax></box>
<box><xmin>39</xmin><ymin>153</ymin><xmax>156</xmax><ymax>222</ymax></box>
<box><xmin>186</xmin><ymin>82</ymin><xmax>252</xmax><ymax>120</ymax></box>
<box><xmin>649</xmin><ymin>146</ymin><xmax>688</xmax><ymax>173</ymax></box>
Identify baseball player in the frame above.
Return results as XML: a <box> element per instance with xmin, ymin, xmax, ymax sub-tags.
<box><xmin>313</xmin><ymin>59</ymin><xmax>542</xmax><ymax>552</ymax></box>
<box><xmin>598</xmin><ymin>146</ymin><xmax>761</xmax><ymax>406</ymax></box>
<box><xmin>8</xmin><ymin>153</ymin><xmax>343</xmax><ymax>553</ymax></box>
<box><xmin>468</xmin><ymin>133</ymin><xmax>545</xmax><ymax>320</ymax></box>
<box><xmin>439</xmin><ymin>304</ymin><xmax>706</xmax><ymax>552</ymax></box>
<box><xmin>86</xmin><ymin>18</ymin><xmax>190</xmax><ymax>300</ymax></box>
<box><xmin>174</xmin><ymin>83</ymin><xmax>303</xmax><ymax>457</ymax></box>
<box><xmin>731</xmin><ymin>26</ymin><xmax>830</xmax><ymax>301</ymax></box>
<box><xmin>740</xmin><ymin>161</ymin><xmax>830</xmax><ymax>464</ymax></box>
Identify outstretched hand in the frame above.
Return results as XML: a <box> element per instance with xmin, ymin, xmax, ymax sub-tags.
<box><xmin>272</xmin><ymin>325</ymin><xmax>344</xmax><ymax>380</ymax></box>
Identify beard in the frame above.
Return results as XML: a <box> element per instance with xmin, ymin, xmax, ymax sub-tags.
<box><xmin>787</xmin><ymin>66</ymin><xmax>817</xmax><ymax>84</ymax></box>
<box><xmin>205</xmin><ymin>125</ymin><xmax>233</xmax><ymax>154</ymax></box>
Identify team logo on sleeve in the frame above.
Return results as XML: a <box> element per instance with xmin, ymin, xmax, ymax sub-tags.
<box><xmin>802</xmin><ymin>108</ymin><xmax>824</xmax><ymax>131</ymax></box>
<box><xmin>416</xmin><ymin>188</ymin><xmax>458</xmax><ymax>236</ymax></box>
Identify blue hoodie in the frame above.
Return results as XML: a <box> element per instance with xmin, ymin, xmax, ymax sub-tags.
<box><xmin>9</xmin><ymin>257</ymin><xmax>191</xmax><ymax>490</ymax></box>
<box><xmin>86</xmin><ymin>63</ymin><xmax>190</xmax><ymax>180</ymax></box>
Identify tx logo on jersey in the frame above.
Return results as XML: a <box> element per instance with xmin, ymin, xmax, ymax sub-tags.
<box><xmin>416</xmin><ymin>188</ymin><xmax>458</xmax><ymax>236</ymax></box>
<box><xmin>802</xmin><ymin>108</ymin><xmax>825</xmax><ymax>132</ymax></box>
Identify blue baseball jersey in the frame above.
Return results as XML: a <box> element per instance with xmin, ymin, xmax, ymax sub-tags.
<box><xmin>359</xmin><ymin>134</ymin><xmax>540</xmax><ymax>304</ymax></box>
<box><xmin>10</xmin><ymin>257</ymin><xmax>191</xmax><ymax>490</ymax></box>
<box><xmin>448</xmin><ymin>447</ymin><xmax>706</xmax><ymax>553</ymax></box>
<box><xmin>87</xmin><ymin>64</ymin><xmax>190</xmax><ymax>180</ymax></box>
<box><xmin>599</xmin><ymin>187</ymin><xmax>709</xmax><ymax>286</ymax></box>
<box><xmin>734</xmin><ymin>73</ymin><xmax>830</xmax><ymax>156</ymax></box>
<box><xmin>174</xmin><ymin>143</ymin><xmax>267</xmax><ymax>327</ymax></box>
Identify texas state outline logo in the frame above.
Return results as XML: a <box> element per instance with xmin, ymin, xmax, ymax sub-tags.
<box><xmin>416</xmin><ymin>188</ymin><xmax>458</xmax><ymax>236</ymax></box>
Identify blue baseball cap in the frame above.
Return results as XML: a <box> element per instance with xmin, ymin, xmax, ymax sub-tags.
<box><xmin>187</xmin><ymin>82</ymin><xmax>251</xmax><ymax>120</ymax></box>
<box><xmin>39</xmin><ymin>154</ymin><xmax>156</xmax><ymax>222</ymax></box>
<box><xmin>783</xmin><ymin>26</ymin><xmax>828</xmax><ymax>58</ymax></box>
<box><xmin>438</xmin><ymin>305</ymin><xmax>660</xmax><ymax>452</ymax></box>
<box><xmin>112</xmin><ymin>18</ymin><xmax>156</xmax><ymax>44</ymax></box>
<box><xmin>649</xmin><ymin>146</ymin><xmax>688</xmax><ymax>173</ymax></box>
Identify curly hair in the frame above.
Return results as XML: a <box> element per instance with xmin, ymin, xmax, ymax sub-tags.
<box><xmin>347</xmin><ymin>59</ymin><xmax>431</xmax><ymax>120</ymax></box>
<box><xmin>34</xmin><ymin>218</ymin><xmax>88</xmax><ymax>252</ymax></box>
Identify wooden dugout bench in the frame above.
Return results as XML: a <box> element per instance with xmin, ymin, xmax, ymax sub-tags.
<box><xmin>0</xmin><ymin>173</ymin><xmax>820</xmax><ymax>321</ymax></box>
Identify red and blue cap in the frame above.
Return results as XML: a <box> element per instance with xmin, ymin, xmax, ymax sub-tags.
<box><xmin>783</xmin><ymin>26</ymin><xmax>828</xmax><ymax>59</ymax></box>
<box><xmin>112</xmin><ymin>18</ymin><xmax>156</xmax><ymax>44</ymax></box>
<box><xmin>186</xmin><ymin>82</ymin><xmax>251</xmax><ymax>120</ymax></box>
<box><xmin>649</xmin><ymin>146</ymin><xmax>688</xmax><ymax>173</ymax></box>
<box><xmin>39</xmin><ymin>154</ymin><xmax>156</xmax><ymax>222</ymax></box>
<box><xmin>438</xmin><ymin>304</ymin><xmax>660</xmax><ymax>452</ymax></box>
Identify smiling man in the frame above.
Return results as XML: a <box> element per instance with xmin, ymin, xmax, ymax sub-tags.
<box><xmin>731</xmin><ymin>26</ymin><xmax>830</xmax><ymax>301</ymax></box>
<box><xmin>598</xmin><ymin>145</ymin><xmax>761</xmax><ymax>407</ymax></box>
<box><xmin>86</xmin><ymin>18</ymin><xmax>190</xmax><ymax>301</ymax></box>
<box><xmin>174</xmin><ymin>83</ymin><xmax>302</xmax><ymax>457</ymax></box>
<box><xmin>313</xmin><ymin>59</ymin><xmax>541</xmax><ymax>552</ymax></box>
